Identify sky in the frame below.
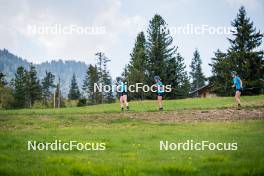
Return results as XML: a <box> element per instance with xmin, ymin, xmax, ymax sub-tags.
<box><xmin>0</xmin><ymin>0</ymin><xmax>263</xmax><ymax>78</ymax></box>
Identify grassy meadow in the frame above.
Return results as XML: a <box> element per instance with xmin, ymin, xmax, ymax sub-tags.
<box><xmin>0</xmin><ymin>95</ymin><xmax>263</xmax><ymax>115</ymax></box>
<box><xmin>0</xmin><ymin>95</ymin><xmax>264</xmax><ymax>176</ymax></box>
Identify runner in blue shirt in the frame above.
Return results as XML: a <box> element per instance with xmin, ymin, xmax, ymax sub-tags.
<box><xmin>231</xmin><ymin>71</ymin><xmax>243</xmax><ymax>109</ymax></box>
<box><xmin>116</xmin><ymin>77</ymin><xmax>129</xmax><ymax>111</ymax></box>
<box><xmin>154</xmin><ymin>76</ymin><xmax>164</xmax><ymax>111</ymax></box>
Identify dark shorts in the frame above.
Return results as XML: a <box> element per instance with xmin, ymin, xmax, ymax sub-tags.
<box><xmin>156</xmin><ymin>92</ymin><xmax>164</xmax><ymax>97</ymax></box>
<box><xmin>118</xmin><ymin>92</ymin><xmax>127</xmax><ymax>96</ymax></box>
<box><xmin>236</xmin><ymin>89</ymin><xmax>242</xmax><ymax>93</ymax></box>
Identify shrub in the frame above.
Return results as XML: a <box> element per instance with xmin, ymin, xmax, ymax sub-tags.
<box><xmin>0</xmin><ymin>87</ymin><xmax>15</xmax><ymax>109</ymax></box>
<box><xmin>77</xmin><ymin>98</ymin><xmax>87</xmax><ymax>107</ymax></box>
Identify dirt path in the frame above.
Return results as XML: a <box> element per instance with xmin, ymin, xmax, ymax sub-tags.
<box><xmin>2</xmin><ymin>107</ymin><xmax>263</xmax><ymax>123</ymax></box>
<box><xmin>124</xmin><ymin>108</ymin><xmax>264</xmax><ymax>122</ymax></box>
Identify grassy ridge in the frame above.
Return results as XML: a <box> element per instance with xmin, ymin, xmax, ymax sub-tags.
<box><xmin>0</xmin><ymin>96</ymin><xmax>264</xmax><ymax>176</ymax></box>
<box><xmin>0</xmin><ymin>95</ymin><xmax>264</xmax><ymax>115</ymax></box>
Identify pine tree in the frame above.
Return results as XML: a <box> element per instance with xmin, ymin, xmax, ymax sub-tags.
<box><xmin>82</xmin><ymin>64</ymin><xmax>100</xmax><ymax>104</ymax></box>
<box><xmin>127</xmin><ymin>32</ymin><xmax>148</xmax><ymax>100</ymax></box>
<box><xmin>68</xmin><ymin>73</ymin><xmax>81</xmax><ymax>100</ymax></box>
<box><xmin>146</xmin><ymin>14</ymin><xmax>177</xmax><ymax>84</ymax></box>
<box><xmin>41</xmin><ymin>71</ymin><xmax>55</xmax><ymax>105</ymax></box>
<box><xmin>82</xmin><ymin>66</ymin><xmax>91</xmax><ymax>100</ymax></box>
<box><xmin>123</xmin><ymin>14</ymin><xmax>191</xmax><ymax>100</ymax></box>
<box><xmin>26</xmin><ymin>64</ymin><xmax>42</xmax><ymax>108</ymax></box>
<box><xmin>167</xmin><ymin>53</ymin><xmax>190</xmax><ymax>99</ymax></box>
<box><xmin>94</xmin><ymin>52</ymin><xmax>114</xmax><ymax>103</ymax></box>
<box><xmin>227</xmin><ymin>6</ymin><xmax>263</xmax><ymax>95</ymax></box>
<box><xmin>209</xmin><ymin>50</ymin><xmax>233</xmax><ymax>96</ymax></box>
<box><xmin>189</xmin><ymin>49</ymin><xmax>206</xmax><ymax>91</ymax></box>
<box><xmin>14</xmin><ymin>66</ymin><xmax>27</xmax><ymax>107</ymax></box>
<box><xmin>102</xmin><ymin>55</ymin><xmax>115</xmax><ymax>103</ymax></box>
<box><xmin>102</xmin><ymin>72</ymin><xmax>115</xmax><ymax>103</ymax></box>
<box><xmin>210</xmin><ymin>6</ymin><xmax>264</xmax><ymax>96</ymax></box>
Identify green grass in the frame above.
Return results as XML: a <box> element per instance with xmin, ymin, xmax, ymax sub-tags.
<box><xmin>0</xmin><ymin>95</ymin><xmax>264</xmax><ymax>176</ymax></box>
<box><xmin>0</xmin><ymin>95</ymin><xmax>263</xmax><ymax>115</ymax></box>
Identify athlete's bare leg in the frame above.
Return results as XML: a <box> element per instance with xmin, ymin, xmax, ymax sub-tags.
<box><xmin>120</xmin><ymin>96</ymin><xmax>124</xmax><ymax>110</ymax></box>
<box><xmin>157</xmin><ymin>96</ymin><xmax>163</xmax><ymax>110</ymax></box>
<box><xmin>123</xmin><ymin>95</ymin><xmax>129</xmax><ymax>109</ymax></box>
<box><xmin>235</xmin><ymin>91</ymin><xmax>241</xmax><ymax>105</ymax></box>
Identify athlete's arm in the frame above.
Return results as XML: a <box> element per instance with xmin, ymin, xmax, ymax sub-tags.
<box><xmin>231</xmin><ymin>78</ymin><xmax>236</xmax><ymax>88</ymax></box>
<box><xmin>117</xmin><ymin>85</ymin><xmax>121</xmax><ymax>92</ymax></box>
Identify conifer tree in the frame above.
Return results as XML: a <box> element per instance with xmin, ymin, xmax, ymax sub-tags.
<box><xmin>82</xmin><ymin>64</ymin><xmax>100</xmax><ymax>104</ymax></box>
<box><xmin>167</xmin><ymin>53</ymin><xmax>190</xmax><ymax>98</ymax></box>
<box><xmin>26</xmin><ymin>64</ymin><xmax>42</xmax><ymax>108</ymax></box>
<box><xmin>210</xmin><ymin>6</ymin><xmax>264</xmax><ymax>95</ymax></box>
<box><xmin>190</xmin><ymin>49</ymin><xmax>206</xmax><ymax>91</ymax></box>
<box><xmin>41</xmin><ymin>71</ymin><xmax>55</xmax><ymax>105</ymax></box>
<box><xmin>127</xmin><ymin>32</ymin><xmax>148</xmax><ymax>100</ymax></box>
<box><xmin>228</xmin><ymin>6</ymin><xmax>263</xmax><ymax>95</ymax></box>
<box><xmin>14</xmin><ymin>66</ymin><xmax>27</xmax><ymax>107</ymax></box>
<box><xmin>209</xmin><ymin>50</ymin><xmax>233</xmax><ymax>96</ymax></box>
<box><xmin>146</xmin><ymin>14</ymin><xmax>177</xmax><ymax>84</ymax></box>
<box><xmin>68</xmin><ymin>73</ymin><xmax>81</xmax><ymax>100</ymax></box>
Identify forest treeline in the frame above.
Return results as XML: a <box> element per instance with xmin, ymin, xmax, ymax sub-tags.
<box><xmin>0</xmin><ymin>6</ymin><xmax>263</xmax><ymax>109</ymax></box>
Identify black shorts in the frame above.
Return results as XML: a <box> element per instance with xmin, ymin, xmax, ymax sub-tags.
<box><xmin>156</xmin><ymin>92</ymin><xmax>164</xmax><ymax>97</ymax></box>
<box><xmin>236</xmin><ymin>89</ymin><xmax>242</xmax><ymax>93</ymax></box>
<box><xmin>119</xmin><ymin>92</ymin><xmax>127</xmax><ymax>96</ymax></box>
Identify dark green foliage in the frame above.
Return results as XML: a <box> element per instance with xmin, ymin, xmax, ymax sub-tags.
<box><xmin>95</xmin><ymin>53</ymin><xmax>115</xmax><ymax>103</ymax></box>
<box><xmin>227</xmin><ymin>6</ymin><xmax>264</xmax><ymax>95</ymax></box>
<box><xmin>26</xmin><ymin>64</ymin><xmax>42</xmax><ymax>108</ymax></box>
<box><xmin>189</xmin><ymin>49</ymin><xmax>206</xmax><ymax>91</ymax></box>
<box><xmin>126</xmin><ymin>32</ymin><xmax>149</xmax><ymax>100</ymax></box>
<box><xmin>125</xmin><ymin>14</ymin><xmax>190</xmax><ymax>99</ymax></box>
<box><xmin>146</xmin><ymin>14</ymin><xmax>177</xmax><ymax>83</ymax></box>
<box><xmin>77</xmin><ymin>98</ymin><xmax>87</xmax><ymax>107</ymax></box>
<box><xmin>102</xmin><ymin>73</ymin><xmax>115</xmax><ymax>103</ymax></box>
<box><xmin>209</xmin><ymin>50</ymin><xmax>233</xmax><ymax>96</ymax></box>
<box><xmin>210</xmin><ymin>6</ymin><xmax>264</xmax><ymax>96</ymax></box>
<box><xmin>167</xmin><ymin>53</ymin><xmax>190</xmax><ymax>99</ymax></box>
<box><xmin>0</xmin><ymin>86</ymin><xmax>14</xmax><ymax>109</ymax></box>
<box><xmin>13</xmin><ymin>65</ymin><xmax>47</xmax><ymax>108</ymax></box>
<box><xmin>82</xmin><ymin>64</ymin><xmax>101</xmax><ymax>105</ymax></box>
<box><xmin>41</xmin><ymin>71</ymin><xmax>55</xmax><ymax>106</ymax></box>
<box><xmin>0</xmin><ymin>72</ymin><xmax>15</xmax><ymax>108</ymax></box>
<box><xmin>147</xmin><ymin>14</ymin><xmax>190</xmax><ymax>99</ymax></box>
<box><xmin>13</xmin><ymin>66</ymin><xmax>27</xmax><ymax>107</ymax></box>
<box><xmin>82</xmin><ymin>53</ymin><xmax>115</xmax><ymax>105</ymax></box>
<box><xmin>68</xmin><ymin>73</ymin><xmax>81</xmax><ymax>100</ymax></box>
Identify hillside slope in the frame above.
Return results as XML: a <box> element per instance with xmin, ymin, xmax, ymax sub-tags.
<box><xmin>0</xmin><ymin>48</ymin><xmax>88</xmax><ymax>96</ymax></box>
